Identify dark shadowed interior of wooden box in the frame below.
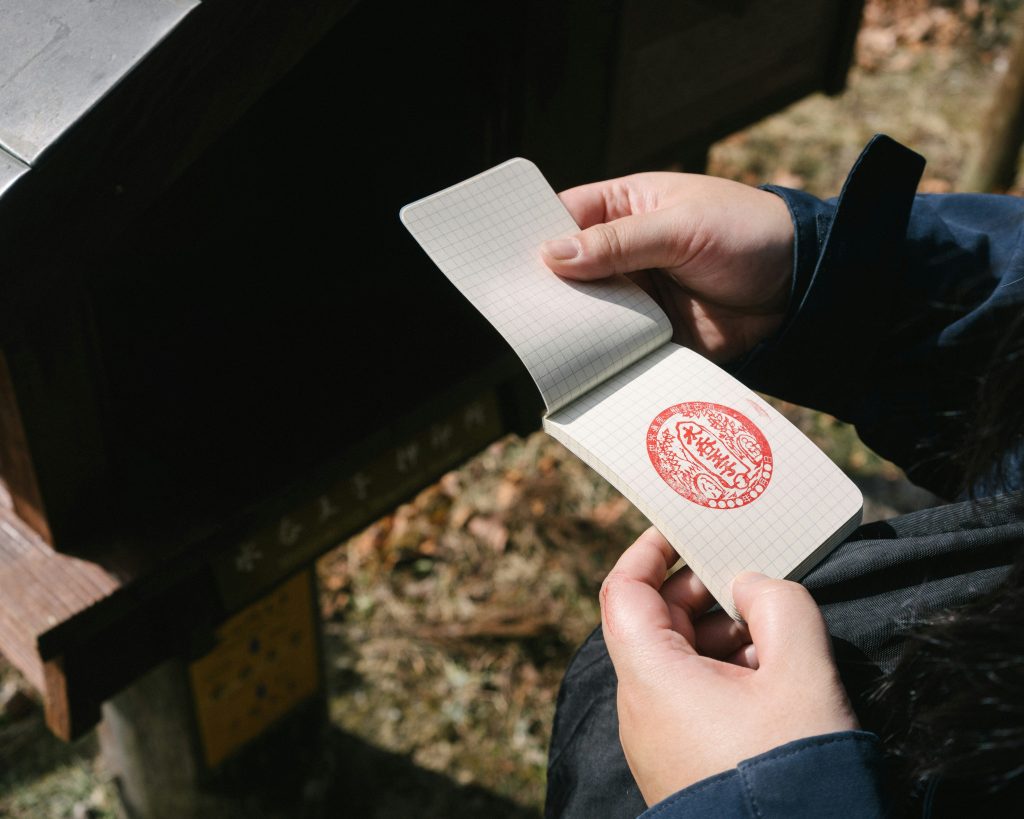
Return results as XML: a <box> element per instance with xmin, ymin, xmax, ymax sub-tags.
<box><xmin>79</xmin><ymin>0</ymin><xmax>858</xmax><ymax>544</ymax></box>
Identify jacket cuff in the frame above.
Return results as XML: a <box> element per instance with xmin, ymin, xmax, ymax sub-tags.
<box><xmin>640</xmin><ymin>731</ymin><xmax>888</xmax><ymax>819</ymax></box>
<box><xmin>758</xmin><ymin>184</ymin><xmax>835</xmax><ymax>326</ymax></box>
<box><xmin>732</xmin><ymin>134</ymin><xmax>925</xmax><ymax>404</ymax></box>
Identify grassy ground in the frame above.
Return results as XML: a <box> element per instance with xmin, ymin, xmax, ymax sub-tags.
<box><xmin>2</xmin><ymin>2</ymin><xmax>1021</xmax><ymax>816</ymax></box>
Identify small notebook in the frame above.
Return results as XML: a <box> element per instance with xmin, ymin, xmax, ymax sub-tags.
<box><xmin>400</xmin><ymin>158</ymin><xmax>862</xmax><ymax>616</ymax></box>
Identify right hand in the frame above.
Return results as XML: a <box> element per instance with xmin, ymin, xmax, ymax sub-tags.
<box><xmin>540</xmin><ymin>173</ymin><xmax>795</xmax><ymax>363</ymax></box>
<box><xmin>601</xmin><ymin>528</ymin><xmax>859</xmax><ymax>806</ymax></box>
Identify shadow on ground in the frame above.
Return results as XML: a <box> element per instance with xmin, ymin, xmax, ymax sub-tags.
<box><xmin>167</xmin><ymin>691</ymin><xmax>543</xmax><ymax>819</ymax></box>
<box><xmin>318</xmin><ymin>729</ymin><xmax>540</xmax><ymax>819</ymax></box>
<box><xmin>1</xmin><ymin>697</ymin><xmax>539</xmax><ymax>819</ymax></box>
<box><xmin>201</xmin><ymin>705</ymin><xmax>543</xmax><ymax>819</ymax></box>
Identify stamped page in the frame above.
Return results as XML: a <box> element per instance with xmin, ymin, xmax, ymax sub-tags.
<box><xmin>401</xmin><ymin>158</ymin><xmax>671</xmax><ymax>414</ymax></box>
<box><xmin>544</xmin><ymin>344</ymin><xmax>863</xmax><ymax>615</ymax></box>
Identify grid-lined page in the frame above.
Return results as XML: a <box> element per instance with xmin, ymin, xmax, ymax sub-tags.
<box><xmin>401</xmin><ymin>158</ymin><xmax>671</xmax><ymax>414</ymax></box>
<box><xmin>545</xmin><ymin>344</ymin><xmax>863</xmax><ymax>616</ymax></box>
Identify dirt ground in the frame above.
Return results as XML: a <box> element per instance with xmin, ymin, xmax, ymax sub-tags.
<box><xmin>2</xmin><ymin>1</ymin><xmax>1022</xmax><ymax>816</ymax></box>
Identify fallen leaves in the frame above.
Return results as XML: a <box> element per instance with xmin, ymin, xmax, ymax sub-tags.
<box><xmin>316</xmin><ymin>430</ymin><xmax>648</xmax><ymax>807</ymax></box>
<box><xmin>466</xmin><ymin>515</ymin><xmax>510</xmax><ymax>554</ymax></box>
<box><xmin>856</xmin><ymin>0</ymin><xmax>1017</xmax><ymax>73</ymax></box>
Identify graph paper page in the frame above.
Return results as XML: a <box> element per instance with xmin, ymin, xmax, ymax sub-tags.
<box><xmin>400</xmin><ymin>158</ymin><xmax>671</xmax><ymax>414</ymax></box>
<box><xmin>544</xmin><ymin>344</ymin><xmax>863</xmax><ymax>615</ymax></box>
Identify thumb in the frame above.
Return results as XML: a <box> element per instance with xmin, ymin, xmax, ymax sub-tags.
<box><xmin>599</xmin><ymin>528</ymin><xmax>696</xmax><ymax>681</ymax></box>
<box><xmin>730</xmin><ymin>573</ymin><xmax>833</xmax><ymax>674</ymax></box>
<box><xmin>540</xmin><ymin>209</ymin><xmax>689</xmax><ymax>281</ymax></box>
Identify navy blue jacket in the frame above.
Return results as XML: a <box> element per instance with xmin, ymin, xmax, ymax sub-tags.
<box><xmin>640</xmin><ymin>732</ymin><xmax>888</xmax><ymax>817</ymax></box>
<box><xmin>637</xmin><ymin>135</ymin><xmax>1024</xmax><ymax>818</ymax></box>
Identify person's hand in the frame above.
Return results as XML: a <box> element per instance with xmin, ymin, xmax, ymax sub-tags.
<box><xmin>540</xmin><ymin>173</ymin><xmax>794</xmax><ymax>362</ymax></box>
<box><xmin>601</xmin><ymin>528</ymin><xmax>858</xmax><ymax>806</ymax></box>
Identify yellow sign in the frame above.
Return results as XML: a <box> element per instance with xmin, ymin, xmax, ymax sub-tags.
<box><xmin>188</xmin><ymin>570</ymin><xmax>319</xmax><ymax>768</ymax></box>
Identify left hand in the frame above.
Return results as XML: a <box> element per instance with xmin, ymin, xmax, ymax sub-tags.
<box><xmin>540</xmin><ymin>172</ymin><xmax>794</xmax><ymax>362</ymax></box>
<box><xmin>601</xmin><ymin>528</ymin><xmax>858</xmax><ymax>806</ymax></box>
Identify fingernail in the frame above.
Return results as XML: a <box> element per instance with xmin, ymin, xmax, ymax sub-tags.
<box><xmin>541</xmin><ymin>237</ymin><xmax>581</xmax><ymax>261</ymax></box>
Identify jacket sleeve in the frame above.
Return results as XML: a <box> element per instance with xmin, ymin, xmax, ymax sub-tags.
<box><xmin>735</xmin><ymin>134</ymin><xmax>1024</xmax><ymax>498</ymax></box>
<box><xmin>639</xmin><ymin>731</ymin><xmax>888</xmax><ymax>819</ymax></box>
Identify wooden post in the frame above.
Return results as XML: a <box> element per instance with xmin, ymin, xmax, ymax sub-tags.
<box><xmin>99</xmin><ymin>656</ymin><xmax>328</xmax><ymax>819</ymax></box>
<box><xmin>98</xmin><ymin>570</ymin><xmax>326</xmax><ymax>818</ymax></box>
<box><xmin>960</xmin><ymin>7</ymin><xmax>1024</xmax><ymax>192</ymax></box>
<box><xmin>99</xmin><ymin>660</ymin><xmax>235</xmax><ymax>819</ymax></box>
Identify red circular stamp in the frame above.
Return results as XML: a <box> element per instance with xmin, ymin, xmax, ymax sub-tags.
<box><xmin>646</xmin><ymin>402</ymin><xmax>773</xmax><ymax>509</ymax></box>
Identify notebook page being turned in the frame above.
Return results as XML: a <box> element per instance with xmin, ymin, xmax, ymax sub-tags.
<box><xmin>401</xmin><ymin>158</ymin><xmax>671</xmax><ymax>414</ymax></box>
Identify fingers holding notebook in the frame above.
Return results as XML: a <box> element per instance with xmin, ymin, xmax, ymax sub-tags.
<box><xmin>601</xmin><ymin>529</ymin><xmax>859</xmax><ymax>806</ymax></box>
<box><xmin>540</xmin><ymin>172</ymin><xmax>795</xmax><ymax>362</ymax></box>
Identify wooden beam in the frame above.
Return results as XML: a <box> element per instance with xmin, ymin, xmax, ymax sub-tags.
<box><xmin>42</xmin><ymin>656</ymin><xmax>72</xmax><ymax>739</ymax></box>
<box><xmin>0</xmin><ymin>349</ymin><xmax>50</xmax><ymax>542</ymax></box>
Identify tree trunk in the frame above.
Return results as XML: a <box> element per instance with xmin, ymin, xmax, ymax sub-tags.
<box><xmin>960</xmin><ymin>8</ymin><xmax>1024</xmax><ymax>192</ymax></box>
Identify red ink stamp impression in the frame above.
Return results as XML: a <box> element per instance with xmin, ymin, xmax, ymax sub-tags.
<box><xmin>647</xmin><ymin>402</ymin><xmax>772</xmax><ymax>509</ymax></box>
